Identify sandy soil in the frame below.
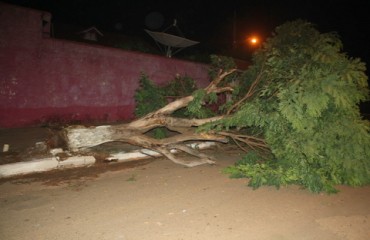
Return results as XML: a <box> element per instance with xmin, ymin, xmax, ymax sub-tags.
<box><xmin>0</xmin><ymin>127</ymin><xmax>370</xmax><ymax>240</ymax></box>
<box><xmin>0</xmin><ymin>147</ymin><xmax>369</xmax><ymax>240</ymax></box>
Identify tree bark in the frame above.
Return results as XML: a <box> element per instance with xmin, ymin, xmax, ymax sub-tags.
<box><xmin>63</xmin><ymin>115</ymin><xmax>229</xmax><ymax>167</ymax></box>
<box><xmin>62</xmin><ymin>69</ymin><xmax>267</xmax><ymax>167</ymax></box>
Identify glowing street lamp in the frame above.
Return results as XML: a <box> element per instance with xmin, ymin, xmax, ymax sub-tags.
<box><xmin>246</xmin><ymin>35</ymin><xmax>260</xmax><ymax>47</ymax></box>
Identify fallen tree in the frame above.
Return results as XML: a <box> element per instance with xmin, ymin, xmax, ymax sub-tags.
<box><xmin>63</xmin><ymin>68</ymin><xmax>267</xmax><ymax>167</ymax></box>
<box><xmin>62</xmin><ymin>20</ymin><xmax>369</xmax><ymax>193</ymax></box>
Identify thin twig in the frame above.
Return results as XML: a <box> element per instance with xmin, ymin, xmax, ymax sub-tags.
<box><xmin>227</xmin><ymin>61</ymin><xmax>266</xmax><ymax>115</ymax></box>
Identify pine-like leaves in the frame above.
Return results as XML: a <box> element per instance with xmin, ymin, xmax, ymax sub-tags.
<box><xmin>222</xmin><ymin>20</ymin><xmax>370</xmax><ymax>193</ymax></box>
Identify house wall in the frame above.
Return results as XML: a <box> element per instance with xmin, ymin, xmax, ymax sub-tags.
<box><xmin>0</xmin><ymin>2</ymin><xmax>210</xmax><ymax>128</ymax></box>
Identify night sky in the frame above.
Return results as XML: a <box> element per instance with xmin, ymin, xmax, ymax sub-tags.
<box><xmin>3</xmin><ymin>0</ymin><xmax>369</xmax><ymax>62</ymax></box>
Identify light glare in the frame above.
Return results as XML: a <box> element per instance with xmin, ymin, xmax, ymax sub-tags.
<box><xmin>249</xmin><ymin>37</ymin><xmax>258</xmax><ymax>45</ymax></box>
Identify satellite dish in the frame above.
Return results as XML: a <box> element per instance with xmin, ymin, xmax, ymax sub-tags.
<box><xmin>145</xmin><ymin>19</ymin><xmax>199</xmax><ymax>58</ymax></box>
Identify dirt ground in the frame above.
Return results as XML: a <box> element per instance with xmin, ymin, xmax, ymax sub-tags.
<box><xmin>0</xmin><ymin>127</ymin><xmax>370</xmax><ymax>240</ymax></box>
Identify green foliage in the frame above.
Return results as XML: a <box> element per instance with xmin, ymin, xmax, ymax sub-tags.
<box><xmin>134</xmin><ymin>73</ymin><xmax>211</xmax><ymax>138</ymax></box>
<box><xmin>135</xmin><ymin>73</ymin><xmax>209</xmax><ymax>119</ymax></box>
<box><xmin>213</xmin><ymin>20</ymin><xmax>370</xmax><ymax>193</ymax></box>
<box><xmin>148</xmin><ymin>127</ymin><xmax>168</xmax><ymax>139</ymax></box>
<box><xmin>208</xmin><ymin>55</ymin><xmax>237</xmax><ymax>80</ymax></box>
<box><xmin>224</xmin><ymin>151</ymin><xmax>339</xmax><ymax>193</ymax></box>
<box><xmin>135</xmin><ymin>72</ymin><xmax>219</xmax><ymax>120</ymax></box>
<box><xmin>134</xmin><ymin>73</ymin><xmax>166</xmax><ymax>117</ymax></box>
<box><xmin>134</xmin><ymin>21</ymin><xmax>369</xmax><ymax>193</ymax></box>
<box><xmin>186</xmin><ymin>89</ymin><xmax>216</xmax><ymax>118</ymax></box>
<box><xmin>163</xmin><ymin>75</ymin><xmax>198</xmax><ymax>97</ymax></box>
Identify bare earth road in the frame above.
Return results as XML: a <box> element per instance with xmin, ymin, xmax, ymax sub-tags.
<box><xmin>1</xmin><ymin>148</ymin><xmax>370</xmax><ymax>240</ymax></box>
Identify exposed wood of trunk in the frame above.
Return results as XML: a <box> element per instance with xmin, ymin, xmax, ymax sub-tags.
<box><xmin>64</xmin><ymin>119</ymin><xmax>229</xmax><ymax>167</ymax></box>
<box><xmin>65</xmin><ymin>116</ymin><xmax>228</xmax><ymax>151</ymax></box>
<box><xmin>63</xmin><ymin>69</ymin><xmax>237</xmax><ymax>167</ymax></box>
<box><xmin>62</xmin><ymin>69</ymin><xmax>269</xmax><ymax>167</ymax></box>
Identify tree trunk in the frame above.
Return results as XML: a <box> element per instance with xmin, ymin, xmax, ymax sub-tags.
<box><xmin>62</xmin><ymin>69</ymin><xmax>267</xmax><ymax>167</ymax></box>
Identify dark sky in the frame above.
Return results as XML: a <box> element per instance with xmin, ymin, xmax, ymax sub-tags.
<box><xmin>3</xmin><ymin>0</ymin><xmax>370</xmax><ymax>65</ymax></box>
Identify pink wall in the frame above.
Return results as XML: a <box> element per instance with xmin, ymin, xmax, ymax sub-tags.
<box><xmin>0</xmin><ymin>3</ymin><xmax>210</xmax><ymax>128</ymax></box>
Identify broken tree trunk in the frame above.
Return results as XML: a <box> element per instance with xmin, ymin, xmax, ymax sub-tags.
<box><xmin>64</xmin><ymin>116</ymin><xmax>229</xmax><ymax>167</ymax></box>
<box><xmin>62</xmin><ymin>69</ymin><xmax>267</xmax><ymax>167</ymax></box>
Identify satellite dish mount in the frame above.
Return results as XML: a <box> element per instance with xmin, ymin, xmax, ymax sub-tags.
<box><xmin>145</xmin><ymin>19</ymin><xmax>199</xmax><ymax>58</ymax></box>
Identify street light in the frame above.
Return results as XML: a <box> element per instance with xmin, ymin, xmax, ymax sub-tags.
<box><xmin>246</xmin><ymin>35</ymin><xmax>260</xmax><ymax>47</ymax></box>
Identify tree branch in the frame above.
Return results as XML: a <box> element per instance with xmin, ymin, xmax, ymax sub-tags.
<box><xmin>62</xmin><ymin>67</ymin><xmax>260</xmax><ymax>167</ymax></box>
<box><xmin>218</xmin><ymin>131</ymin><xmax>268</xmax><ymax>151</ymax></box>
<box><xmin>227</xmin><ymin>62</ymin><xmax>266</xmax><ymax>115</ymax></box>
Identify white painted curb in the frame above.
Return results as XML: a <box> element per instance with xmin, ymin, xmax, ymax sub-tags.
<box><xmin>0</xmin><ymin>156</ymin><xmax>96</xmax><ymax>178</ymax></box>
<box><xmin>58</xmin><ymin>156</ymin><xmax>96</xmax><ymax>168</ymax></box>
<box><xmin>0</xmin><ymin>141</ymin><xmax>216</xmax><ymax>178</ymax></box>
<box><xmin>0</xmin><ymin>158</ymin><xmax>59</xmax><ymax>177</ymax></box>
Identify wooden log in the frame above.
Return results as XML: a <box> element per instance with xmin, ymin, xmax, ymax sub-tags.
<box><xmin>61</xmin><ymin>69</ymin><xmax>239</xmax><ymax>167</ymax></box>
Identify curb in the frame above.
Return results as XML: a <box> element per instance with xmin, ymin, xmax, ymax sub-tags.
<box><xmin>0</xmin><ymin>156</ymin><xmax>96</xmax><ymax>178</ymax></box>
<box><xmin>0</xmin><ymin>142</ymin><xmax>216</xmax><ymax>178</ymax></box>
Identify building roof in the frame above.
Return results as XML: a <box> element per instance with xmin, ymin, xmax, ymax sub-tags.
<box><xmin>78</xmin><ymin>26</ymin><xmax>104</xmax><ymax>36</ymax></box>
